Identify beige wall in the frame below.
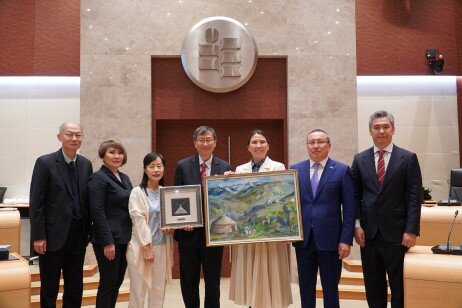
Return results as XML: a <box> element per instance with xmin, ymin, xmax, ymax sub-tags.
<box><xmin>357</xmin><ymin>76</ymin><xmax>459</xmax><ymax>201</ymax></box>
<box><xmin>79</xmin><ymin>0</ymin><xmax>358</xmax><ymax>184</ymax></box>
<box><xmin>0</xmin><ymin>77</ymin><xmax>80</xmax><ymax>200</ymax></box>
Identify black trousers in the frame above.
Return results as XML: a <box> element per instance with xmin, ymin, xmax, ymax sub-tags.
<box><xmin>178</xmin><ymin>240</ymin><xmax>223</xmax><ymax>308</ymax></box>
<box><xmin>93</xmin><ymin>243</ymin><xmax>128</xmax><ymax>308</ymax></box>
<box><xmin>39</xmin><ymin>219</ymin><xmax>86</xmax><ymax>308</ymax></box>
<box><xmin>361</xmin><ymin>231</ymin><xmax>408</xmax><ymax>308</ymax></box>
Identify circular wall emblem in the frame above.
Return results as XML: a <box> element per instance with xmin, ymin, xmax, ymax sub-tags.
<box><xmin>181</xmin><ymin>16</ymin><xmax>258</xmax><ymax>93</ymax></box>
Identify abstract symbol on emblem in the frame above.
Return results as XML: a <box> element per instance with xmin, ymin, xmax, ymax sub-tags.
<box><xmin>182</xmin><ymin>17</ymin><xmax>258</xmax><ymax>93</ymax></box>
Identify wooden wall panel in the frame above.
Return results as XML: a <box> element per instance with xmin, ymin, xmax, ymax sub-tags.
<box><xmin>355</xmin><ymin>0</ymin><xmax>399</xmax><ymax>75</ymax></box>
<box><xmin>0</xmin><ymin>0</ymin><xmax>35</xmax><ymax>75</ymax></box>
<box><xmin>34</xmin><ymin>0</ymin><xmax>80</xmax><ymax>75</ymax></box>
<box><xmin>152</xmin><ymin>58</ymin><xmax>220</xmax><ymax>120</ymax></box>
<box><xmin>356</xmin><ymin>0</ymin><xmax>459</xmax><ymax>75</ymax></box>
<box><xmin>0</xmin><ymin>0</ymin><xmax>79</xmax><ymax>76</ymax></box>
<box><xmin>152</xmin><ymin>58</ymin><xmax>287</xmax><ymax>120</ymax></box>
<box><xmin>219</xmin><ymin>58</ymin><xmax>287</xmax><ymax>119</ymax></box>
<box><xmin>456</xmin><ymin>0</ymin><xmax>462</xmax><ymax>75</ymax></box>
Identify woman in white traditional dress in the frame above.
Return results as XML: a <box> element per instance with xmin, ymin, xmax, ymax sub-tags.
<box><xmin>228</xmin><ymin>129</ymin><xmax>293</xmax><ymax>308</ymax></box>
<box><xmin>126</xmin><ymin>152</ymin><xmax>174</xmax><ymax>308</ymax></box>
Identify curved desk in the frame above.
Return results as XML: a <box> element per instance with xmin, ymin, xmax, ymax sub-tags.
<box><xmin>404</xmin><ymin>246</ymin><xmax>462</xmax><ymax>308</ymax></box>
<box><xmin>418</xmin><ymin>205</ymin><xmax>461</xmax><ymax>246</ymax></box>
<box><xmin>0</xmin><ymin>252</ymin><xmax>30</xmax><ymax>307</ymax></box>
<box><xmin>0</xmin><ymin>209</ymin><xmax>20</xmax><ymax>254</ymax></box>
<box><xmin>0</xmin><ymin>203</ymin><xmax>29</xmax><ymax>217</ymax></box>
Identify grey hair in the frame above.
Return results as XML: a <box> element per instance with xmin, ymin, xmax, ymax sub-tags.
<box><xmin>59</xmin><ymin>122</ymin><xmax>82</xmax><ymax>133</ymax></box>
<box><xmin>368</xmin><ymin>110</ymin><xmax>394</xmax><ymax>128</ymax></box>
<box><xmin>193</xmin><ymin>126</ymin><xmax>217</xmax><ymax>141</ymax></box>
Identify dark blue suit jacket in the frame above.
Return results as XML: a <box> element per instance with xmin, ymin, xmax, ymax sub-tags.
<box><xmin>351</xmin><ymin>145</ymin><xmax>422</xmax><ymax>243</ymax></box>
<box><xmin>88</xmin><ymin>165</ymin><xmax>133</xmax><ymax>246</ymax></box>
<box><xmin>173</xmin><ymin>154</ymin><xmax>231</xmax><ymax>246</ymax></box>
<box><xmin>30</xmin><ymin>149</ymin><xmax>93</xmax><ymax>252</ymax></box>
<box><xmin>291</xmin><ymin>158</ymin><xmax>356</xmax><ymax>251</ymax></box>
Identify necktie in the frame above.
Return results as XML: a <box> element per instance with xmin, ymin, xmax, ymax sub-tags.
<box><xmin>311</xmin><ymin>163</ymin><xmax>320</xmax><ymax>195</ymax></box>
<box><xmin>200</xmin><ymin>163</ymin><xmax>207</xmax><ymax>180</ymax></box>
<box><xmin>377</xmin><ymin>150</ymin><xmax>385</xmax><ymax>186</ymax></box>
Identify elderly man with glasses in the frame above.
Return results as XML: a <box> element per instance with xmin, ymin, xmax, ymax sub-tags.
<box><xmin>30</xmin><ymin>122</ymin><xmax>93</xmax><ymax>307</ymax></box>
<box><xmin>173</xmin><ymin>125</ymin><xmax>231</xmax><ymax>308</ymax></box>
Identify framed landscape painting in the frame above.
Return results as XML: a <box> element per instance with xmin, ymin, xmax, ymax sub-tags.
<box><xmin>203</xmin><ymin>170</ymin><xmax>303</xmax><ymax>246</ymax></box>
<box><xmin>159</xmin><ymin>185</ymin><xmax>203</xmax><ymax>229</ymax></box>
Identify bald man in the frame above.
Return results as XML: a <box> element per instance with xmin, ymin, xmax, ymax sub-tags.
<box><xmin>30</xmin><ymin>122</ymin><xmax>93</xmax><ymax>307</ymax></box>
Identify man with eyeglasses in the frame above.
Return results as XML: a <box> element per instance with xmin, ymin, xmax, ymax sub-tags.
<box><xmin>30</xmin><ymin>122</ymin><xmax>93</xmax><ymax>307</ymax></box>
<box><xmin>173</xmin><ymin>125</ymin><xmax>231</xmax><ymax>308</ymax></box>
<box><xmin>290</xmin><ymin>129</ymin><xmax>355</xmax><ymax>308</ymax></box>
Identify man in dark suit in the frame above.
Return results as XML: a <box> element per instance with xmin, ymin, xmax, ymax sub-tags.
<box><xmin>291</xmin><ymin>129</ymin><xmax>356</xmax><ymax>308</ymax></box>
<box><xmin>30</xmin><ymin>122</ymin><xmax>93</xmax><ymax>307</ymax></box>
<box><xmin>351</xmin><ymin>110</ymin><xmax>422</xmax><ymax>308</ymax></box>
<box><xmin>173</xmin><ymin>126</ymin><xmax>231</xmax><ymax>308</ymax></box>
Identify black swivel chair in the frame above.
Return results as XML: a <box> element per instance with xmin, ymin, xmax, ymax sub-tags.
<box><xmin>449</xmin><ymin>168</ymin><xmax>462</xmax><ymax>202</ymax></box>
<box><xmin>0</xmin><ymin>187</ymin><xmax>6</xmax><ymax>203</ymax></box>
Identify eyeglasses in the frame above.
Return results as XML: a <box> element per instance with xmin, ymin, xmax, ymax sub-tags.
<box><xmin>307</xmin><ymin>140</ymin><xmax>329</xmax><ymax>146</ymax></box>
<box><xmin>61</xmin><ymin>132</ymin><xmax>83</xmax><ymax>139</ymax></box>
<box><xmin>196</xmin><ymin>138</ymin><xmax>215</xmax><ymax>145</ymax></box>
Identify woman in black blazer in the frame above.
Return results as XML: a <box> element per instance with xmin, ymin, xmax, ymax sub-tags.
<box><xmin>89</xmin><ymin>140</ymin><xmax>133</xmax><ymax>308</ymax></box>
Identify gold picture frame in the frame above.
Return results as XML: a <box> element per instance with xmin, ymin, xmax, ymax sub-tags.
<box><xmin>203</xmin><ymin>170</ymin><xmax>303</xmax><ymax>246</ymax></box>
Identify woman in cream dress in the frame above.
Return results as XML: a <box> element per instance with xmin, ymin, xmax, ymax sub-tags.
<box><xmin>126</xmin><ymin>152</ymin><xmax>174</xmax><ymax>308</ymax></box>
<box><xmin>229</xmin><ymin>129</ymin><xmax>293</xmax><ymax>308</ymax></box>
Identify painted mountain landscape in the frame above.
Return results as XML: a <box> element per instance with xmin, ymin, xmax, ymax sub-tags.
<box><xmin>205</xmin><ymin>171</ymin><xmax>302</xmax><ymax>245</ymax></box>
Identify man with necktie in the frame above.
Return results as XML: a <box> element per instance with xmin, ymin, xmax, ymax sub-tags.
<box><xmin>173</xmin><ymin>125</ymin><xmax>231</xmax><ymax>308</ymax></box>
<box><xmin>291</xmin><ymin>129</ymin><xmax>356</xmax><ymax>308</ymax></box>
<box><xmin>30</xmin><ymin>122</ymin><xmax>93</xmax><ymax>307</ymax></box>
<box><xmin>351</xmin><ymin>110</ymin><xmax>422</xmax><ymax>308</ymax></box>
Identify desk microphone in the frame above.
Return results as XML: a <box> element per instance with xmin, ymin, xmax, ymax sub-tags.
<box><xmin>432</xmin><ymin>210</ymin><xmax>462</xmax><ymax>255</ymax></box>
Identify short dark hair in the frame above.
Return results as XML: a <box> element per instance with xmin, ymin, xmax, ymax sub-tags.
<box><xmin>98</xmin><ymin>140</ymin><xmax>128</xmax><ymax>165</ymax></box>
<box><xmin>140</xmin><ymin>152</ymin><xmax>165</xmax><ymax>194</ymax></box>
<box><xmin>193</xmin><ymin>126</ymin><xmax>217</xmax><ymax>141</ymax></box>
<box><xmin>369</xmin><ymin>110</ymin><xmax>395</xmax><ymax>129</ymax></box>
<box><xmin>306</xmin><ymin>129</ymin><xmax>330</xmax><ymax>143</ymax></box>
<box><xmin>247</xmin><ymin>129</ymin><xmax>269</xmax><ymax>145</ymax></box>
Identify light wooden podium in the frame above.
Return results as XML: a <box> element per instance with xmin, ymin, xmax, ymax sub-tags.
<box><xmin>0</xmin><ymin>252</ymin><xmax>30</xmax><ymax>308</ymax></box>
<box><xmin>404</xmin><ymin>246</ymin><xmax>462</xmax><ymax>308</ymax></box>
